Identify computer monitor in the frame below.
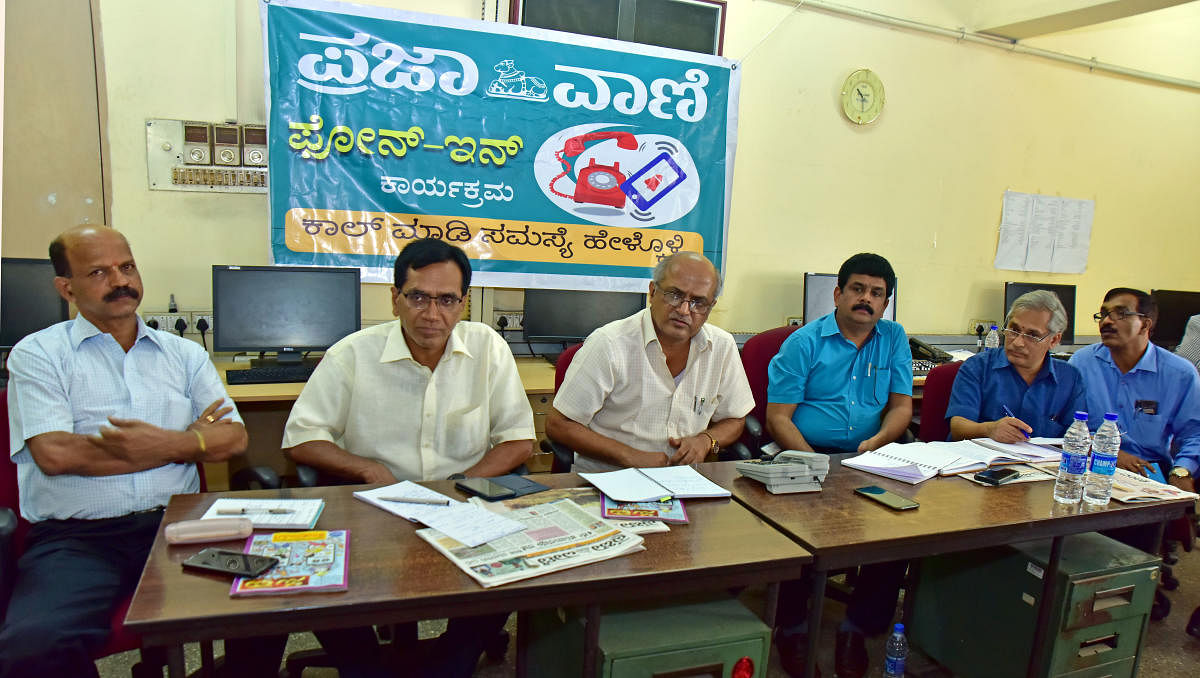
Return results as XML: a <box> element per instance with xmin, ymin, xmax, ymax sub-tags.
<box><xmin>1</xmin><ymin>258</ymin><xmax>69</xmax><ymax>350</ymax></box>
<box><xmin>1003</xmin><ymin>282</ymin><xmax>1076</xmax><ymax>345</ymax></box>
<box><xmin>802</xmin><ymin>272</ymin><xmax>896</xmax><ymax>325</ymax></box>
<box><xmin>212</xmin><ymin>265</ymin><xmax>361</xmax><ymax>365</ymax></box>
<box><xmin>523</xmin><ymin>289</ymin><xmax>647</xmax><ymax>343</ymax></box>
<box><xmin>1150</xmin><ymin>289</ymin><xmax>1200</xmax><ymax>349</ymax></box>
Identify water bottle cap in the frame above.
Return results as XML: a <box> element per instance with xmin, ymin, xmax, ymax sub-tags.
<box><xmin>1074</xmin><ymin>411</ymin><xmax>1088</xmax><ymax>421</ymax></box>
<box><xmin>989</xmin><ymin>325</ymin><xmax>997</xmax><ymax>330</ymax></box>
<box><xmin>894</xmin><ymin>623</ymin><xmax>904</xmax><ymax>633</ymax></box>
<box><xmin>1103</xmin><ymin>412</ymin><xmax>1119</xmax><ymax>421</ymax></box>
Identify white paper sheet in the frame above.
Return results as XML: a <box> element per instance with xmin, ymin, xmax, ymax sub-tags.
<box><xmin>353</xmin><ymin>481</ymin><xmax>524</xmax><ymax>548</ymax></box>
<box><xmin>994</xmin><ymin>190</ymin><xmax>1093</xmax><ymax>273</ymax></box>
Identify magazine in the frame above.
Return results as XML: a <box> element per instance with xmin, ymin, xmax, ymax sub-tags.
<box><xmin>416</xmin><ymin>499</ymin><xmax>644</xmax><ymax>588</ymax></box>
<box><xmin>230</xmin><ymin>530</ymin><xmax>348</xmax><ymax>596</ymax></box>
<box><xmin>601</xmin><ymin>496</ymin><xmax>689</xmax><ymax>524</ymax></box>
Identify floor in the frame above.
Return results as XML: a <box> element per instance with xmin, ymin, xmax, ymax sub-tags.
<box><xmin>98</xmin><ymin>540</ymin><xmax>1200</xmax><ymax>677</ymax></box>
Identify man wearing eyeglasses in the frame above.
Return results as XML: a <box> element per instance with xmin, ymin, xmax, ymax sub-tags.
<box><xmin>1069</xmin><ymin>288</ymin><xmax>1200</xmax><ymax>493</ymax></box>
<box><xmin>546</xmin><ymin>251</ymin><xmax>753</xmax><ymax>473</ymax></box>
<box><xmin>946</xmin><ymin>290</ymin><xmax>1086</xmax><ymax>442</ymax></box>
<box><xmin>765</xmin><ymin>252</ymin><xmax>911</xmax><ymax>678</ymax></box>
<box><xmin>275</xmin><ymin>237</ymin><xmax>534</xmax><ymax>678</ymax></box>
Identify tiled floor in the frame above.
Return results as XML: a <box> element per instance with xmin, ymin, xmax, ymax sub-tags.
<box><xmin>99</xmin><ymin>539</ymin><xmax>1200</xmax><ymax>677</ymax></box>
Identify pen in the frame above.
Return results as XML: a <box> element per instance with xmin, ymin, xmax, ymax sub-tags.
<box><xmin>217</xmin><ymin>508</ymin><xmax>294</xmax><ymax>515</ymax></box>
<box><xmin>1001</xmin><ymin>405</ymin><xmax>1030</xmax><ymax>439</ymax></box>
<box><xmin>378</xmin><ymin>496</ymin><xmax>450</xmax><ymax>506</ymax></box>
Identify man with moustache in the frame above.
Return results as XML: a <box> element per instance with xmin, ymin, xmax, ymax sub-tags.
<box><xmin>546</xmin><ymin>251</ymin><xmax>753</xmax><ymax>472</ymax></box>
<box><xmin>0</xmin><ymin>225</ymin><xmax>247</xmax><ymax>678</ymax></box>
<box><xmin>947</xmin><ymin>290</ymin><xmax>1086</xmax><ymax>441</ymax></box>
<box><xmin>765</xmin><ymin>252</ymin><xmax>912</xmax><ymax>678</ymax></box>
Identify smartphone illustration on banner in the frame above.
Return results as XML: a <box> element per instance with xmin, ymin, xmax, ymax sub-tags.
<box><xmin>620</xmin><ymin>152</ymin><xmax>687</xmax><ymax>210</ymax></box>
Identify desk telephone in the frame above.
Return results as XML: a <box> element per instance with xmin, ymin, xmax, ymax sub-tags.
<box><xmin>910</xmin><ymin>337</ymin><xmax>952</xmax><ymax>364</ymax></box>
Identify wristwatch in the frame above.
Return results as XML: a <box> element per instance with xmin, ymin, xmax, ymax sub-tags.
<box><xmin>1169</xmin><ymin>467</ymin><xmax>1192</xmax><ymax>479</ymax></box>
<box><xmin>447</xmin><ymin>473</ymin><xmax>466</xmax><ymax>480</ymax></box>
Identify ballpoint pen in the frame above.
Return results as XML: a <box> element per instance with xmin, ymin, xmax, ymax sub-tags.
<box><xmin>1001</xmin><ymin>405</ymin><xmax>1030</xmax><ymax>439</ymax></box>
<box><xmin>216</xmin><ymin>508</ymin><xmax>294</xmax><ymax>515</ymax></box>
<box><xmin>378</xmin><ymin>496</ymin><xmax>450</xmax><ymax>506</ymax></box>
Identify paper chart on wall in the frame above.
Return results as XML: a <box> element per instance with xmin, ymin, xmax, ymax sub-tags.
<box><xmin>993</xmin><ymin>190</ymin><xmax>1093</xmax><ymax>273</ymax></box>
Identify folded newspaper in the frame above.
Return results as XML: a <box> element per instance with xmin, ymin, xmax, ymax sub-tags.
<box><xmin>473</xmin><ymin>486</ymin><xmax>670</xmax><ymax>535</ymax></box>
<box><xmin>1109</xmin><ymin>467</ymin><xmax>1200</xmax><ymax>504</ymax></box>
<box><xmin>736</xmin><ymin>452</ymin><xmax>830</xmax><ymax>494</ymax></box>
<box><xmin>416</xmin><ymin>498</ymin><xmax>644</xmax><ymax>588</ymax></box>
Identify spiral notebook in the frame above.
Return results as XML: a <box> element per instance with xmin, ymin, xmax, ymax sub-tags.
<box><xmin>841</xmin><ymin>442</ymin><xmax>966</xmax><ymax>484</ymax></box>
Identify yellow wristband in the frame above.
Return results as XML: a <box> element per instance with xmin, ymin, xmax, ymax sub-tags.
<box><xmin>192</xmin><ymin>429</ymin><xmax>207</xmax><ymax>455</ymax></box>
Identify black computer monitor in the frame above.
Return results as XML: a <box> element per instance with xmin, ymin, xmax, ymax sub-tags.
<box><xmin>1</xmin><ymin>258</ymin><xmax>69</xmax><ymax>350</ymax></box>
<box><xmin>523</xmin><ymin>289</ymin><xmax>647</xmax><ymax>343</ymax></box>
<box><xmin>1150</xmin><ymin>289</ymin><xmax>1200</xmax><ymax>350</ymax></box>
<box><xmin>1003</xmin><ymin>282</ymin><xmax>1077</xmax><ymax>345</ymax></box>
<box><xmin>802</xmin><ymin>272</ymin><xmax>896</xmax><ymax>325</ymax></box>
<box><xmin>212</xmin><ymin>265</ymin><xmax>361</xmax><ymax>365</ymax></box>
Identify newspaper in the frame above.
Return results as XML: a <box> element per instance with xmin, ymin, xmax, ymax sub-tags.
<box><xmin>1109</xmin><ymin>468</ymin><xmax>1200</xmax><ymax>504</ymax></box>
<box><xmin>416</xmin><ymin>498</ymin><xmax>644</xmax><ymax>588</ymax></box>
<box><xmin>471</xmin><ymin>486</ymin><xmax>669</xmax><ymax>534</ymax></box>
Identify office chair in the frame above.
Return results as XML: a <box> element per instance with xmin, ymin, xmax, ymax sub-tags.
<box><xmin>916</xmin><ymin>360</ymin><xmax>964</xmax><ymax>442</ymax></box>
<box><xmin>737</xmin><ymin>325</ymin><xmax>801</xmax><ymax>456</ymax></box>
<box><xmin>539</xmin><ymin>342</ymin><xmax>584</xmax><ymax>472</ymax></box>
<box><xmin>0</xmin><ymin>388</ymin><xmax>203</xmax><ymax>678</ymax></box>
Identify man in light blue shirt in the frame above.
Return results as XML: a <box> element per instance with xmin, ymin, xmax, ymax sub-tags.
<box><xmin>948</xmin><ymin>290</ymin><xmax>1086</xmax><ymax>441</ymax></box>
<box><xmin>0</xmin><ymin>225</ymin><xmax>246</xmax><ymax>678</ymax></box>
<box><xmin>1070</xmin><ymin>288</ymin><xmax>1199</xmax><ymax>491</ymax></box>
<box><xmin>765</xmin><ymin>253</ymin><xmax>912</xmax><ymax>678</ymax></box>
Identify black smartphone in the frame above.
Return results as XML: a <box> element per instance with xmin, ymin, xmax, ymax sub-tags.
<box><xmin>455</xmin><ymin>477</ymin><xmax>518</xmax><ymax>501</ymax></box>
<box><xmin>854</xmin><ymin>485</ymin><xmax>919</xmax><ymax>510</ymax></box>
<box><xmin>974</xmin><ymin>467</ymin><xmax>1020</xmax><ymax>486</ymax></box>
<box><xmin>182</xmin><ymin>548</ymin><xmax>278</xmax><ymax>578</ymax></box>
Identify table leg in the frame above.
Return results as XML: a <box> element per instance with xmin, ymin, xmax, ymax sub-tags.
<box><xmin>516</xmin><ymin>610</ymin><xmax>530</xmax><ymax>678</ymax></box>
<box><xmin>198</xmin><ymin>639</ymin><xmax>214</xmax><ymax>678</ymax></box>
<box><xmin>764</xmin><ymin>581</ymin><xmax>780</xmax><ymax>628</ymax></box>
<box><xmin>1026</xmin><ymin>535</ymin><xmax>1064</xmax><ymax>678</ymax></box>
<box><xmin>166</xmin><ymin>644</ymin><xmax>186</xmax><ymax>678</ymax></box>
<box><xmin>806</xmin><ymin>570</ymin><xmax>827</xmax><ymax>678</ymax></box>
<box><xmin>582</xmin><ymin>603</ymin><xmax>600</xmax><ymax>678</ymax></box>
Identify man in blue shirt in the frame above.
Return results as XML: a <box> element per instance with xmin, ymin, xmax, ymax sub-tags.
<box><xmin>0</xmin><ymin>225</ymin><xmax>247</xmax><ymax>678</ymax></box>
<box><xmin>948</xmin><ymin>290</ymin><xmax>1086</xmax><ymax>441</ymax></box>
<box><xmin>1070</xmin><ymin>288</ymin><xmax>1199</xmax><ymax>492</ymax></box>
<box><xmin>765</xmin><ymin>253</ymin><xmax>912</xmax><ymax>678</ymax></box>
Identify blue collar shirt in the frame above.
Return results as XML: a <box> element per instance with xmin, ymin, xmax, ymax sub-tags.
<box><xmin>7</xmin><ymin>315</ymin><xmax>241</xmax><ymax>521</ymax></box>
<box><xmin>945</xmin><ymin>348</ymin><xmax>1086</xmax><ymax>439</ymax></box>
<box><xmin>767</xmin><ymin>313</ymin><xmax>912</xmax><ymax>452</ymax></box>
<box><xmin>1069</xmin><ymin>342</ymin><xmax>1200</xmax><ymax>474</ymax></box>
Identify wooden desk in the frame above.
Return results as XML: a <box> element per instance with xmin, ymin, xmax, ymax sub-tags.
<box><xmin>698</xmin><ymin>459</ymin><xmax>1193</xmax><ymax>678</ymax></box>
<box><xmin>126</xmin><ymin>474</ymin><xmax>811</xmax><ymax>678</ymax></box>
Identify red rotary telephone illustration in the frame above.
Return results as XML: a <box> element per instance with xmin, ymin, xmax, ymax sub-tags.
<box><xmin>549</xmin><ymin>131</ymin><xmax>638</xmax><ymax>208</ymax></box>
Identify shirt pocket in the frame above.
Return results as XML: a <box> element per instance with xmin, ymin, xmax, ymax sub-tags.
<box><xmin>868</xmin><ymin>368</ymin><xmax>890</xmax><ymax>406</ymax></box>
<box><xmin>442</xmin><ymin>404</ymin><xmax>488</xmax><ymax>462</ymax></box>
<box><xmin>1129</xmin><ymin>410</ymin><xmax>1165</xmax><ymax>453</ymax></box>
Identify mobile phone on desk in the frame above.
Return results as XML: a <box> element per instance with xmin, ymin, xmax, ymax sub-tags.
<box><xmin>854</xmin><ymin>485</ymin><xmax>919</xmax><ymax>510</ymax></box>
<box><xmin>455</xmin><ymin>477</ymin><xmax>518</xmax><ymax>501</ymax></box>
<box><xmin>1145</xmin><ymin>462</ymin><xmax>1166</xmax><ymax>484</ymax></box>
<box><xmin>182</xmin><ymin>548</ymin><xmax>278</xmax><ymax>578</ymax></box>
<box><xmin>974</xmin><ymin>467</ymin><xmax>1020</xmax><ymax>486</ymax></box>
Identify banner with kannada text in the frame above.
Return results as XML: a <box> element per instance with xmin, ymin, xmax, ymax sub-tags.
<box><xmin>263</xmin><ymin>0</ymin><xmax>740</xmax><ymax>289</ymax></box>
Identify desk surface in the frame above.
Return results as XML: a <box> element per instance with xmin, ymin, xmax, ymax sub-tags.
<box><xmin>216</xmin><ymin>356</ymin><xmax>556</xmax><ymax>403</ymax></box>
<box><xmin>125</xmin><ymin>474</ymin><xmax>810</xmax><ymax>646</ymax></box>
<box><xmin>700</xmin><ymin>459</ymin><xmax>1192</xmax><ymax>571</ymax></box>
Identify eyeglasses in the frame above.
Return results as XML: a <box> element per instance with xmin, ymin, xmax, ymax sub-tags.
<box><xmin>401</xmin><ymin>289</ymin><xmax>464</xmax><ymax>311</ymax></box>
<box><xmin>1093</xmin><ymin>310</ymin><xmax>1146</xmax><ymax>322</ymax></box>
<box><xmin>660</xmin><ymin>288</ymin><xmax>713</xmax><ymax>314</ymax></box>
<box><xmin>1001</xmin><ymin>328</ymin><xmax>1050</xmax><ymax>344</ymax></box>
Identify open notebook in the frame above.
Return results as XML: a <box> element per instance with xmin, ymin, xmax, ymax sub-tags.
<box><xmin>843</xmin><ymin>440</ymin><xmax>1063</xmax><ymax>483</ymax></box>
<box><xmin>579</xmin><ymin>466</ymin><xmax>730</xmax><ymax>503</ymax></box>
<box><xmin>940</xmin><ymin>439</ymin><xmax>1061</xmax><ymax>475</ymax></box>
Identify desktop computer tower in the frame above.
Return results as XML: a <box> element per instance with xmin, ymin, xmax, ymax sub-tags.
<box><xmin>909</xmin><ymin>532</ymin><xmax>1159</xmax><ymax>678</ymax></box>
<box><xmin>526</xmin><ymin>594</ymin><xmax>770</xmax><ymax>677</ymax></box>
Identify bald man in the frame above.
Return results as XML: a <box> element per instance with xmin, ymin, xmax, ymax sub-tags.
<box><xmin>0</xmin><ymin>226</ymin><xmax>247</xmax><ymax>678</ymax></box>
<box><xmin>545</xmin><ymin>252</ymin><xmax>753</xmax><ymax>472</ymax></box>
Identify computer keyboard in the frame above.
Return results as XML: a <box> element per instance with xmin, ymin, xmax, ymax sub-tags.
<box><xmin>912</xmin><ymin>359</ymin><xmax>938</xmax><ymax>376</ymax></box>
<box><xmin>226</xmin><ymin>364</ymin><xmax>317</xmax><ymax>385</ymax></box>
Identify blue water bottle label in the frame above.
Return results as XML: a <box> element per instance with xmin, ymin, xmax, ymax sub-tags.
<box><xmin>1090</xmin><ymin>454</ymin><xmax>1118</xmax><ymax>476</ymax></box>
<box><xmin>1061</xmin><ymin>452</ymin><xmax>1087</xmax><ymax>474</ymax></box>
<box><xmin>886</xmin><ymin>656</ymin><xmax>905</xmax><ymax>675</ymax></box>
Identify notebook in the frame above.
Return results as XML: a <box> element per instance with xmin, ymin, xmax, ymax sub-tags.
<box><xmin>841</xmin><ymin>442</ymin><xmax>966</xmax><ymax>484</ymax></box>
<box><xmin>579</xmin><ymin>466</ymin><xmax>730</xmax><ymax>503</ymax></box>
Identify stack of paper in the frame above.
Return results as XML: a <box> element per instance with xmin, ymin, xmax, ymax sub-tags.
<box><xmin>200</xmin><ymin>498</ymin><xmax>325</xmax><ymax>530</ymax></box>
<box><xmin>353</xmin><ymin>481</ymin><xmax>524</xmax><ymax>548</ymax></box>
<box><xmin>736</xmin><ymin>452</ymin><xmax>830</xmax><ymax>494</ymax></box>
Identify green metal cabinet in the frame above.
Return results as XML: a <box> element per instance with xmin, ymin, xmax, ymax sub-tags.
<box><xmin>527</xmin><ymin>594</ymin><xmax>771</xmax><ymax>677</ymax></box>
<box><xmin>909</xmin><ymin>532</ymin><xmax>1159</xmax><ymax>678</ymax></box>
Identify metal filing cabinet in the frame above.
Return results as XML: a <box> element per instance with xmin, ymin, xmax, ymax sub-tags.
<box><xmin>909</xmin><ymin>533</ymin><xmax>1160</xmax><ymax>678</ymax></box>
<box><xmin>527</xmin><ymin>594</ymin><xmax>770</xmax><ymax>677</ymax></box>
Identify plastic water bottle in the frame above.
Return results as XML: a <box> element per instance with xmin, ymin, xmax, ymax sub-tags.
<box><xmin>984</xmin><ymin>325</ymin><xmax>1000</xmax><ymax>350</ymax></box>
<box><xmin>1084</xmin><ymin>413</ymin><xmax>1121</xmax><ymax>506</ymax></box>
<box><xmin>1054</xmin><ymin>412</ymin><xmax>1090</xmax><ymax>504</ymax></box>
<box><xmin>884</xmin><ymin>623</ymin><xmax>908</xmax><ymax>678</ymax></box>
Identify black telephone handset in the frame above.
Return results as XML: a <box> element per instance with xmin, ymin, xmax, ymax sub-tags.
<box><xmin>910</xmin><ymin>337</ymin><xmax>953</xmax><ymax>364</ymax></box>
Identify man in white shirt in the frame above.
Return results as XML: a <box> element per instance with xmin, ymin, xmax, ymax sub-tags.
<box><xmin>276</xmin><ymin>238</ymin><xmax>534</xmax><ymax>678</ymax></box>
<box><xmin>546</xmin><ymin>252</ymin><xmax>753</xmax><ymax>472</ymax></box>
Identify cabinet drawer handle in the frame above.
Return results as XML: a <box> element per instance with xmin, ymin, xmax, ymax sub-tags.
<box><xmin>1076</xmin><ymin>633</ymin><xmax>1118</xmax><ymax>657</ymax></box>
<box><xmin>1091</xmin><ymin>584</ymin><xmax>1135</xmax><ymax>611</ymax></box>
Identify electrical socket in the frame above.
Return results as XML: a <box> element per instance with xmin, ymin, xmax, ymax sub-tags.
<box><xmin>968</xmin><ymin>318</ymin><xmax>998</xmax><ymax>335</ymax></box>
<box><xmin>493</xmin><ymin>311</ymin><xmax>523</xmax><ymax>331</ymax></box>
<box><xmin>785</xmin><ymin>315</ymin><xmax>803</xmax><ymax>327</ymax></box>
<box><xmin>190</xmin><ymin>312</ymin><xmax>214</xmax><ymax>335</ymax></box>
<box><xmin>145</xmin><ymin>313</ymin><xmax>188</xmax><ymax>334</ymax></box>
